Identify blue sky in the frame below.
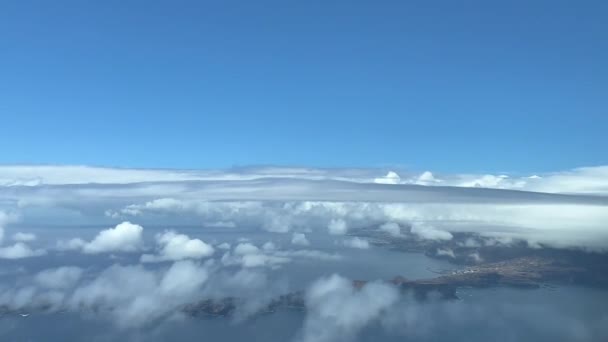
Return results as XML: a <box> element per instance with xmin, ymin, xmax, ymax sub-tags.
<box><xmin>1</xmin><ymin>1</ymin><xmax>606</xmax><ymax>173</ymax></box>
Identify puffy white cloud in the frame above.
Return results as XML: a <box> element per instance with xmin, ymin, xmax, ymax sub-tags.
<box><xmin>469</xmin><ymin>252</ymin><xmax>483</xmax><ymax>263</ymax></box>
<box><xmin>300</xmin><ymin>274</ymin><xmax>399</xmax><ymax>342</ymax></box>
<box><xmin>0</xmin><ymin>261</ymin><xmax>208</xmax><ymax>326</ymax></box>
<box><xmin>158</xmin><ymin>260</ymin><xmax>209</xmax><ymax>295</ymax></box>
<box><xmin>379</xmin><ymin>222</ymin><xmax>402</xmax><ymax>237</ymax></box>
<box><xmin>416</xmin><ymin>171</ymin><xmax>440</xmax><ymax>185</ymax></box>
<box><xmin>410</xmin><ymin>223</ymin><xmax>453</xmax><ymax>241</ymax></box>
<box><xmin>222</xmin><ymin>242</ymin><xmax>291</xmax><ymax>268</ymax></box>
<box><xmin>221</xmin><ymin>242</ymin><xmax>341</xmax><ymax>269</ymax></box>
<box><xmin>141</xmin><ymin>230</ymin><xmax>214</xmax><ymax>262</ymax></box>
<box><xmin>0</xmin><ymin>242</ymin><xmax>46</xmax><ymax>259</ymax></box>
<box><xmin>262</xmin><ymin>241</ymin><xmax>276</xmax><ymax>251</ymax></box>
<box><xmin>217</xmin><ymin>242</ymin><xmax>231</xmax><ymax>250</ymax></box>
<box><xmin>234</xmin><ymin>242</ymin><xmax>260</xmax><ymax>255</ymax></box>
<box><xmin>82</xmin><ymin>222</ymin><xmax>144</xmax><ymax>254</ymax></box>
<box><xmin>342</xmin><ymin>237</ymin><xmax>370</xmax><ymax>249</ymax></box>
<box><xmin>119</xmin><ymin>198</ymin><xmax>187</xmax><ymax>216</ymax></box>
<box><xmin>69</xmin><ymin>260</ymin><xmax>209</xmax><ymax>326</ymax></box>
<box><xmin>56</xmin><ymin>238</ymin><xmax>87</xmax><ymax>251</ymax></box>
<box><xmin>12</xmin><ymin>232</ymin><xmax>36</xmax><ymax>242</ymax></box>
<box><xmin>328</xmin><ymin>219</ymin><xmax>348</xmax><ymax>235</ymax></box>
<box><xmin>374</xmin><ymin>171</ymin><xmax>401</xmax><ymax>184</ymax></box>
<box><xmin>35</xmin><ymin>266</ymin><xmax>83</xmax><ymax>289</ymax></box>
<box><xmin>436</xmin><ymin>248</ymin><xmax>455</xmax><ymax>258</ymax></box>
<box><xmin>292</xmin><ymin>233</ymin><xmax>310</xmax><ymax>246</ymax></box>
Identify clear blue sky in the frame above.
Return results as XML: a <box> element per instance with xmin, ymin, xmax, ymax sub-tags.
<box><xmin>1</xmin><ymin>1</ymin><xmax>606</xmax><ymax>172</ymax></box>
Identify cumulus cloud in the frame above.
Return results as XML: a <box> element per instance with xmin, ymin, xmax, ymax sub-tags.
<box><xmin>0</xmin><ymin>260</ymin><xmax>285</xmax><ymax>327</ymax></box>
<box><xmin>374</xmin><ymin>171</ymin><xmax>401</xmax><ymax>184</ymax></box>
<box><xmin>379</xmin><ymin>222</ymin><xmax>402</xmax><ymax>237</ymax></box>
<box><xmin>53</xmin><ymin>198</ymin><xmax>608</xmax><ymax>251</ymax></box>
<box><xmin>410</xmin><ymin>223</ymin><xmax>453</xmax><ymax>241</ymax></box>
<box><xmin>220</xmin><ymin>242</ymin><xmax>290</xmax><ymax>268</ymax></box>
<box><xmin>217</xmin><ymin>242</ymin><xmax>231</xmax><ymax>250</ymax></box>
<box><xmin>299</xmin><ymin>274</ymin><xmax>399</xmax><ymax>342</ymax></box>
<box><xmin>69</xmin><ymin>260</ymin><xmax>209</xmax><ymax>326</ymax></box>
<box><xmin>436</xmin><ymin>248</ymin><xmax>455</xmax><ymax>258</ymax></box>
<box><xmin>221</xmin><ymin>242</ymin><xmax>340</xmax><ymax>269</ymax></box>
<box><xmin>12</xmin><ymin>232</ymin><xmax>36</xmax><ymax>242</ymax></box>
<box><xmin>343</xmin><ymin>237</ymin><xmax>370</xmax><ymax>249</ymax></box>
<box><xmin>56</xmin><ymin>238</ymin><xmax>87</xmax><ymax>251</ymax></box>
<box><xmin>234</xmin><ymin>242</ymin><xmax>260</xmax><ymax>255</ymax></box>
<box><xmin>35</xmin><ymin>266</ymin><xmax>84</xmax><ymax>289</ymax></box>
<box><xmin>80</xmin><ymin>222</ymin><xmax>144</xmax><ymax>254</ymax></box>
<box><xmin>0</xmin><ymin>242</ymin><xmax>46</xmax><ymax>259</ymax></box>
<box><xmin>328</xmin><ymin>219</ymin><xmax>348</xmax><ymax>235</ymax></box>
<box><xmin>141</xmin><ymin>230</ymin><xmax>214</xmax><ymax>262</ymax></box>
<box><xmin>469</xmin><ymin>252</ymin><xmax>483</xmax><ymax>263</ymax></box>
<box><xmin>0</xmin><ymin>223</ymin><xmax>46</xmax><ymax>259</ymax></box>
<box><xmin>292</xmin><ymin>233</ymin><xmax>310</xmax><ymax>246</ymax></box>
<box><xmin>262</xmin><ymin>241</ymin><xmax>276</xmax><ymax>251</ymax></box>
<box><xmin>416</xmin><ymin>171</ymin><xmax>440</xmax><ymax>185</ymax></box>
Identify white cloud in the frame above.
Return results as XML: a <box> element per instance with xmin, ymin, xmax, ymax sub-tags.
<box><xmin>410</xmin><ymin>223</ymin><xmax>453</xmax><ymax>241</ymax></box>
<box><xmin>82</xmin><ymin>222</ymin><xmax>144</xmax><ymax>254</ymax></box>
<box><xmin>328</xmin><ymin>219</ymin><xmax>348</xmax><ymax>235</ymax></box>
<box><xmin>416</xmin><ymin>171</ymin><xmax>439</xmax><ymax>185</ymax></box>
<box><xmin>2</xmin><ymin>164</ymin><xmax>608</xmax><ymax>195</ymax></box>
<box><xmin>221</xmin><ymin>242</ymin><xmax>340</xmax><ymax>269</ymax></box>
<box><xmin>343</xmin><ymin>237</ymin><xmax>370</xmax><ymax>249</ymax></box>
<box><xmin>374</xmin><ymin>171</ymin><xmax>401</xmax><ymax>184</ymax></box>
<box><xmin>234</xmin><ymin>242</ymin><xmax>260</xmax><ymax>255</ymax></box>
<box><xmin>262</xmin><ymin>241</ymin><xmax>276</xmax><ymax>251</ymax></box>
<box><xmin>379</xmin><ymin>222</ymin><xmax>402</xmax><ymax>237</ymax></box>
<box><xmin>231</xmin><ymin>242</ymin><xmax>290</xmax><ymax>268</ymax></box>
<box><xmin>436</xmin><ymin>248</ymin><xmax>455</xmax><ymax>258</ymax></box>
<box><xmin>3</xmin><ymin>165</ymin><xmax>608</xmax><ymax>251</ymax></box>
<box><xmin>35</xmin><ymin>266</ymin><xmax>83</xmax><ymax>289</ymax></box>
<box><xmin>141</xmin><ymin>230</ymin><xmax>214</xmax><ymax>262</ymax></box>
<box><xmin>300</xmin><ymin>274</ymin><xmax>399</xmax><ymax>342</ymax></box>
<box><xmin>221</xmin><ymin>244</ymin><xmax>291</xmax><ymax>269</ymax></box>
<box><xmin>0</xmin><ymin>260</ymin><xmax>214</xmax><ymax>327</ymax></box>
<box><xmin>61</xmin><ymin>199</ymin><xmax>608</xmax><ymax>250</ymax></box>
<box><xmin>292</xmin><ymin>233</ymin><xmax>310</xmax><ymax>246</ymax></box>
<box><xmin>69</xmin><ymin>260</ymin><xmax>209</xmax><ymax>326</ymax></box>
<box><xmin>469</xmin><ymin>252</ymin><xmax>483</xmax><ymax>263</ymax></box>
<box><xmin>0</xmin><ymin>242</ymin><xmax>46</xmax><ymax>259</ymax></box>
<box><xmin>56</xmin><ymin>238</ymin><xmax>87</xmax><ymax>251</ymax></box>
<box><xmin>12</xmin><ymin>232</ymin><xmax>36</xmax><ymax>242</ymax></box>
<box><xmin>217</xmin><ymin>242</ymin><xmax>231</xmax><ymax>250</ymax></box>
